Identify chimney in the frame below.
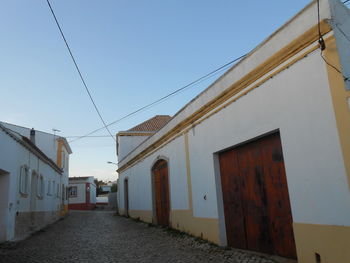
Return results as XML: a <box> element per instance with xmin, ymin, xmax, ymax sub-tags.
<box><xmin>30</xmin><ymin>128</ymin><xmax>35</xmax><ymax>145</ymax></box>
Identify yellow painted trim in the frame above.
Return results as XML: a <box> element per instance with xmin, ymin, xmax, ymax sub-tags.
<box><xmin>122</xmin><ymin>208</ymin><xmax>219</xmax><ymax>244</ymax></box>
<box><xmin>121</xmin><ymin>137</ymin><xmax>221</xmax><ymax>244</ymax></box>
<box><xmin>56</xmin><ymin>139</ymin><xmax>63</xmax><ymax>168</ymax></box>
<box><xmin>60</xmin><ymin>204</ymin><xmax>69</xmax><ymax>216</ymax></box>
<box><xmin>118</xmin><ymin>132</ymin><xmax>155</xmax><ymax>136</ymax></box>
<box><xmin>184</xmin><ymin>132</ymin><xmax>193</xmax><ymax>211</ymax></box>
<box><xmin>293</xmin><ymin>223</ymin><xmax>350</xmax><ymax>263</ymax></box>
<box><xmin>125</xmin><ymin>209</ymin><xmax>153</xmax><ymax>223</ymax></box>
<box><xmin>118</xmin><ymin>21</ymin><xmax>332</xmax><ymax>174</ymax></box>
<box><xmin>323</xmin><ymin>36</ymin><xmax>350</xmax><ymax>188</ymax></box>
<box><xmin>170</xmin><ymin>210</ymin><xmax>219</xmax><ymax>244</ymax></box>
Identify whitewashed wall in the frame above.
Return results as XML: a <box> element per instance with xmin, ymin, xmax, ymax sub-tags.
<box><xmin>68</xmin><ymin>183</ymin><xmax>86</xmax><ymax>204</ymax></box>
<box><xmin>1</xmin><ymin>123</ymin><xmax>71</xmax><ymax>209</ymax></box>
<box><xmin>0</xmin><ymin>129</ymin><xmax>64</xmax><ymax>241</ymax></box>
<box><xmin>118</xmin><ymin>135</ymin><xmax>149</xmax><ymax>161</ymax></box>
<box><xmin>118</xmin><ymin>46</ymin><xmax>350</xmax><ymax>227</ymax></box>
<box><xmin>119</xmin><ymin>135</ymin><xmax>189</xmax><ymax>212</ymax></box>
<box><xmin>90</xmin><ymin>184</ymin><xmax>96</xmax><ymax>204</ymax></box>
<box><xmin>1</xmin><ymin>123</ymin><xmax>58</xmax><ymax>162</ymax></box>
<box><xmin>117</xmin><ymin>2</ymin><xmax>350</xmax><ymax>245</ymax></box>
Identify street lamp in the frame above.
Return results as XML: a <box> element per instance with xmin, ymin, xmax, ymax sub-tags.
<box><xmin>107</xmin><ymin>161</ymin><xmax>118</xmax><ymax>166</ymax></box>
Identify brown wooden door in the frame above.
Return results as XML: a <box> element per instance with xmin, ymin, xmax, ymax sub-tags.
<box><xmin>153</xmin><ymin>160</ymin><xmax>170</xmax><ymax>226</ymax></box>
<box><xmin>124</xmin><ymin>179</ymin><xmax>129</xmax><ymax>217</ymax></box>
<box><xmin>219</xmin><ymin>132</ymin><xmax>296</xmax><ymax>258</ymax></box>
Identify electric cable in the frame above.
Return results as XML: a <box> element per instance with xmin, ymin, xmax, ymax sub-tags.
<box><xmin>68</xmin><ymin>53</ymin><xmax>247</xmax><ymax>143</ymax></box>
<box><xmin>317</xmin><ymin>0</ymin><xmax>348</xmax><ymax>81</ymax></box>
<box><xmin>46</xmin><ymin>0</ymin><xmax>116</xmax><ymax>142</ymax></box>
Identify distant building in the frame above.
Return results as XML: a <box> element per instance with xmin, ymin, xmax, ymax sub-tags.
<box><xmin>68</xmin><ymin>177</ymin><xmax>96</xmax><ymax>210</ymax></box>
<box><xmin>116</xmin><ymin>115</ymin><xmax>171</xmax><ymax>161</ymax></box>
<box><xmin>116</xmin><ymin>1</ymin><xmax>350</xmax><ymax>262</ymax></box>
<box><xmin>100</xmin><ymin>185</ymin><xmax>111</xmax><ymax>193</ymax></box>
<box><xmin>0</xmin><ymin>122</ymin><xmax>72</xmax><ymax>242</ymax></box>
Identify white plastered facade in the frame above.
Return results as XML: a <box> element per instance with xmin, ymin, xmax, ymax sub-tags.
<box><xmin>117</xmin><ymin>0</ymin><xmax>350</xmax><ymax>261</ymax></box>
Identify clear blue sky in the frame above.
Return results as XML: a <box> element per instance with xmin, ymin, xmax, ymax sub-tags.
<box><xmin>0</xmin><ymin>0</ymin><xmax>312</xmax><ymax>181</ymax></box>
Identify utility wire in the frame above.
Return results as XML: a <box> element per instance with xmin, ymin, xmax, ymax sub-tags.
<box><xmin>66</xmin><ymin>63</ymin><xmax>231</xmax><ymax>140</ymax></box>
<box><xmin>45</xmin><ymin>0</ymin><xmax>116</xmax><ymax>142</ymax></box>
<box><xmin>60</xmin><ymin>0</ymin><xmax>350</xmax><ymax>143</ymax></box>
<box><xmin>317</xmin><ymin>0</ymin><xmax>348</xmax><ymax>81</ymax></box>
<box><xmin>68</xmin><ymin>53</ymin><xmax>247</xmax><ymax>143</ymax></box>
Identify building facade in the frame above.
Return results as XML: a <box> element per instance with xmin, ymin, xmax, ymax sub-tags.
<box><xmin>116</xmin><ymin>1</ymin><xmax>350</xmax><ymax>262</ymax></box>
<box><xmin>68</xmin><ymin>177</ymin><xmax>96</xmax><ymax>210</ymax></box>
<box><xmin>0</xmin><ymin>123</ymin><xmax>72</xmax><ymax>242</ymax></box>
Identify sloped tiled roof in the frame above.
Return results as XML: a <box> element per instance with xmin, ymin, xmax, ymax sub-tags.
<box><xmin>127</xmin><ymin>115</ymin><xmax>171</xmax><ymax>132</ymax></box>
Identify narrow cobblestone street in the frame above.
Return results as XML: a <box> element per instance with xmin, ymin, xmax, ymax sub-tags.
<box><xmin>0</xmin><ymin>211</ymin><xmax>295</xmax><ymax>263</ymax></box>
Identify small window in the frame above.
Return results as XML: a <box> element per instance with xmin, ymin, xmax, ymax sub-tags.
<box><xmin>19</xmin><ymin>165</ymin><xmax>29</xmax><ymax>195</ymax></box>
<box><xmin>37</xmin><ymin>175</ymin><xmax>44</xmax><ymax>198</ymax></box>
<box><xmin>68</xmin><ymin>186</ymin><xmax>77</xmax><ymax>198</ymax></box>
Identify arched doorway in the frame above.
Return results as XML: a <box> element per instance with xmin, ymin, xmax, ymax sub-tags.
<box><xmin>124</xmin><ymin>178</ymin><xmax>129</xmax><ymax>217</ymax></box>
<box><xmin>152</xmin><ymin>159</ymin><xmax>170</xmax><ymax>226</ymax></box>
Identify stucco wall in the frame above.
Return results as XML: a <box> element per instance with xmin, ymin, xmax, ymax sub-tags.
<box><xmin>90</xmin><ymin>184</ymin><xmax>96</xmax><ymax>204</ymax></box>
<box><xmin>68</xmin><ymin>183</ymin><xmax>86</xmax><ymax>204</ymax></box>
<box><xmin>1</xmin><ymin>123</ymin><xmax>58</xmax><ymax>162</ymax></box>
<box><xmin>116</xmin><ymin>1</ymin><xmax>350</xmax><ymax>261</ymax></box>
<box><xmin>118</xmin><ymin>48</ymin><xmax>350</xmax><ymax>226</ymax></box>
<box><xmin>118</xmin><ymin>135</ymin><xmax>149</xmax><ymax>161</ymax></box>
<box><xmin>119</xmin><ymin>135</ymin><xmax>189</xmax><ymax>213</ymax></box>
<box><xmin>0</xmin><ymin>129</ymin><xmax>65</xmax><ymax>241</ymax></box>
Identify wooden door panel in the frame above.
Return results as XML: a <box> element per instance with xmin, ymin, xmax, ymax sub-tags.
<box><xmin>153</xmin><ymin>160</ymin><xmax>170</xmax><ymax>226</ymax></box>
<box><xmin>154</xmin><ymin>169</ymin><xmax>163</xmax><ymax>224</ymax></box>
<box><xmin>219</xmin><ymin>150</ymin><xmax>246</xmax><ymax>249</ymax></box>
<box><xmin>124</xmin><ymin>179</ymin><xmax>129</xmax><ymax>217</ymax></box>
<box><xmin>220</xmin><ymin>132</ymin><xmax>296</xmax><ymax>258</ymax></box>
<box><xmin>237</xmin><ymin>143</ymin><xmax>273</xmax><ymax>254</ymax></box>
<box><xmin>259</xmin><ymin>134</ymin><xmax>296</xmax><ymax>258</ymax></box>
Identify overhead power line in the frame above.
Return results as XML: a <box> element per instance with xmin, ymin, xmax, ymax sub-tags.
<box><xmin>68</xmin><ymin>53</ymin><xmax>247</xmax><ymax>143</ymax></box>
<box><xmin>45</xmin><ymin>0</ymin><xmax>116</xmax><ymax>142</ymax></box>
<box><xmin>317</xmin><ymin>0</ymin><xmax>349</xmax><ymax>81</ymax></box>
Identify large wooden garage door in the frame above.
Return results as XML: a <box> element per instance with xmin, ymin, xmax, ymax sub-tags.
<box><xmin>219</xmin><ymin>132</ymin><xmax>296</xmax><ymax>258</ymax></box>
<box><xmin>153</xmin><ymin>160</ymin><xmax>170</xmax><ymax>226</ymax></box>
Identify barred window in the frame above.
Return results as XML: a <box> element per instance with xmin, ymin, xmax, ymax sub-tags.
<box><xmin>68</xmin><ymin>186</ymin><xmax>77</xmax><ymax>198</ymax></box>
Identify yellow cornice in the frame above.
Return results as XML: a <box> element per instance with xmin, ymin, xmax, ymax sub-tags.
<box><xmin>117</xmin><ymin>21</ymin><xmax>332</xmax><ymax>174</ymax></box>
<box><xmin>118</xmin><ymin>132</ymin><xmax>155</xmax><ymax>137</ymax></box>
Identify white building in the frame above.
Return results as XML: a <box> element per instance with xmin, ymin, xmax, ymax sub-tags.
<box><xmin>116</xmin><ymin>1</ymin><xmax>350</xmax><ymax>262</ymax></box>
<box><xmin>68</xmin><ymin>177</ymin><xmax>96</xmax><ymax>210</ymax></box>
<box><xmin>100</xmin><ymin>185</ymin><xmax>112</xmax><ymax>193</ymax></box>
<box><xmin>1</xmin><ymin>122</ymin><xmax>72</xmax><ymax>215</ymax></box>
<box><xmin>0</xmin><ymin>123</ymin><xmax>72</xmax><ymax>242</ymax></box>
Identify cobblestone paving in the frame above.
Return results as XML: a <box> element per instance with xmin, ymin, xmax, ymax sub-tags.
<box><xmin>0</xmin><ymin>211</ymin><xmax>294</xmax><ymax>263</ymax></box>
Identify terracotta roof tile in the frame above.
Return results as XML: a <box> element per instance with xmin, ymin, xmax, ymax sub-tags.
<box><xmin>127</xmin><ymin>115</ymin><xmax>171</xmax><ymax>132</ymax></box>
